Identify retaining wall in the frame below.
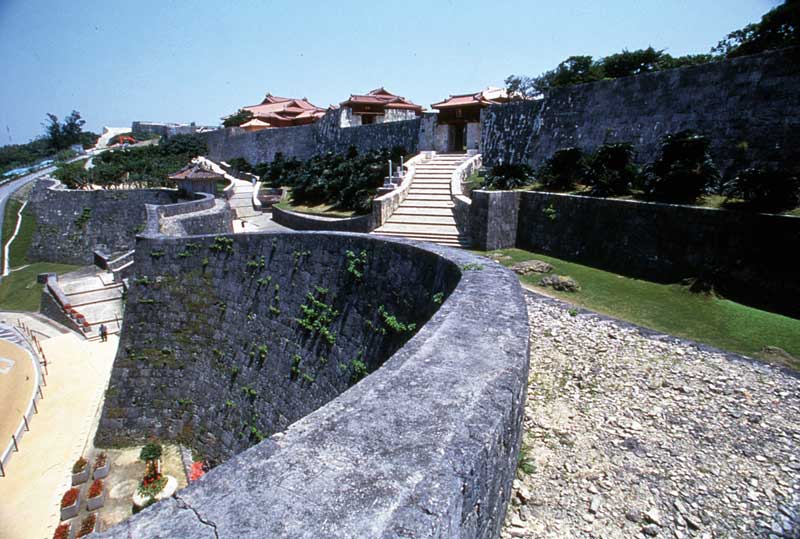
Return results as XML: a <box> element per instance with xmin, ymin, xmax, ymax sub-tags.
<box><xmin>95</xmin><ymin>231</ymin><xmax>529</xmax><ymax>538</ymax></box>
<box><xmin>470</xmin><ymin>189</ymin><xmax>800</xmax><ymax>317</ymax></box>
<box><xmin>204</xmin><ymin>108</ymin><xmax>427</xmax><ymax>164</ymax></box>
<box><xmin>26</xmin><ymin>180</ymin><xmax>176</xmax><ymax>265</ymax></box>
<box><xmin>481</xmin><ymin>47</ymin><xmax>800</xmax><ymax>178</ymax></box>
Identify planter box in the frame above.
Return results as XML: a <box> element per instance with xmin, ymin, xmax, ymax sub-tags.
<box><xmin>75</xmin><ymin>517</ymin><xmax>97</xmax><ymax>538</ymax></box>
<box><xmin>53</xmin><ymin>522</ymin><xmax>75</xmax><ymax>539</ymax></box>
<box><xmin>93</xmin><ymin>461</ymin><xmax>109</xmax><ymax>480</ymax></box>
<box><xmin>60</xmin><ymin>498</ymin><xmax>79</xmax><ymax>521</ymax></box>
<box><xmin>71</xmin><ymin>468</ymin><xmax>89</xmax><ymax>486</ymax></box>
<box><xmin>87</xmin><ymin>491</ymin><xmax>105</xmax><ymax>511</ymax></box>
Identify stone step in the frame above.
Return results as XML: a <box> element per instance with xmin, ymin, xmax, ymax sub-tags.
<box><xmin>385</xmin><ymin>215</ymin><xmax>457</xmax><ymax>226</ymax></box>
<box><xmin>67</xmin><ymin>288</ymin><xmax>124</xmax><ymax>307</ymax></box>
<box><xmin>405</xmin><ymin>194</ymin><xmax>452</xmax><ymax>201</ymax></box>
<box><xmin>375</xmin><ymin>231</ymin><xmax>469</xmax><ymax>247</ymax></box>
<box><xmin>60</xmin><ymin>279</ymin><xmax>121</xmax><ymax>296</ymax></box>
<box><xmin>399</xmin><ymin>200</ymin><xmax>455</xmax><ymax>208</ymax></box>
<box><xmin>393</xmin><ymin>207</ymin><xmax>454</xmax><ymax>216</ymax></box>
<box><xmin>409</xmin><ymin>188</ymin><xmax>451</xmax><ymax>195</ymax></box>
<box><xmin>377</xmin><ymin>223</ymin><xmax>461</xmax><ymax>236</ymax></box>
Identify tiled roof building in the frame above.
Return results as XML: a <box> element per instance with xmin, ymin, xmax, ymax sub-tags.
<box><xmin>339</xmin><ymin>88</ymin><xmax>424</xmax><ymax>127</ymax></box>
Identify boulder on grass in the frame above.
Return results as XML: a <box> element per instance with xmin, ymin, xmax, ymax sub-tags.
<box><xmin>510</xmin><ymin>260</ymin><xmax>554</xmax><ymax>275</ymax></box>
<box><xmin>540</xmin><ymin>275</ymin><xmax>581</xmax><ymax>292</ymax></box>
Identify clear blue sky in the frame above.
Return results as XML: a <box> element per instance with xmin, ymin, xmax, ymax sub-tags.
<box><xmin>0</xmin><ymin>0</ymin><xmax>781</xmax><ymax>145</ymax></box>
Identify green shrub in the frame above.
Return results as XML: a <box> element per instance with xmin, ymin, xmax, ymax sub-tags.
<box><xmin>258</xmin><ymin>146</ymin><xmax>406</xmax><ymax>214</ymax></box>
<box><xmin>538</xmin><ymin>148</ymin><xmax>586</xmax><ymax>191</ymax></box>
<box><xmin>585</xmin><ymin>143</ymin><xmax>639</xmax><ymax>197</ymax></box>
<box><xmin>483</xmin><ymin>163</ymin><xmax>533</xmax><ymax>190</ymax></box>
<box><xmin>726</xmin><ymin>166</ymin><xmax>800</xmax><ymax>213</ymax></box>
<box><xmin>644</xmin><ymin>131</ymin><xmax>719</xmax><ymax>204</ymax></box>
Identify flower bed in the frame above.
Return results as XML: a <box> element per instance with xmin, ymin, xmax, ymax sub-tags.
<box><xmin>60</xmin><ymin>487</ymin><xmax>80</xmax><ymax>520</ymax></box>
<box><xmin>93</xmin><ymin>453</ymin><xmax>109</xmax><ymax>480</ymax></box>
<box><xmin>188</xmin><ymin>461</ymin><xmax>205</xmax><ymax>482</ymax></box>
<box><xmin>53</xmin><ymin>523</ymin><xmax>71</xmax><ymax>539</ymax></box>
<box><xmin>76</xmin><ymin>514</ymin><xmax>96</xmax><ymax>538</ymax></box>
<box><xmin>87</xmin><ymin>479</ymin><xmax>105</xmax><ymax>511</ymax></box>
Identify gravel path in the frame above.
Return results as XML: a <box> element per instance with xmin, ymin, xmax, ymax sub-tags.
<box><xmin>502</xmin><ymin>293</ymin><xmax>800</xmax><ymax>539</ymax></box>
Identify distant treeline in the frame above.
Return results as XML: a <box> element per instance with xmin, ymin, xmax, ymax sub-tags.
<box><xmin>506</xmin><ymin>0</ymin><xmax>799</xmax><ymax>97</ymax></box>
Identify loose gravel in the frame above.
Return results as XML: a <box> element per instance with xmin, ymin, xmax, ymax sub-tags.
<box><xmin>502</xmin><ymin>293</ymin><xmax>800</xmax><ymax>539</ymax></box>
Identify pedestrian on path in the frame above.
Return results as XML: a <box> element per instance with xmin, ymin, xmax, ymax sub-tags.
<box><xmin>99</xmin><ymin>324</ymin><xmax>107</xmax><ymax>342</ymax></box>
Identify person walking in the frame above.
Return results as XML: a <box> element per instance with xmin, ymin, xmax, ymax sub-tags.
<box><xmin>99</xmin><ymin>324</ymin><xmax>108</xmax><ymax>342</ymax></box>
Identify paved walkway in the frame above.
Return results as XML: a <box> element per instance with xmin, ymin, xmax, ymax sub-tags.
<box><xmin>234</xmin><ymin>211</ymin><xmax>290</xmax><ymax>233</ymax></box>
<box><xmin>374</xmin><ymin>153</ymin><xmax>470</xmax><ymax>247</ymax></box>
<box><xmin>0</xmin><ymin>331</ymin><xmax>118</xmax><ymax>539</ymax></box>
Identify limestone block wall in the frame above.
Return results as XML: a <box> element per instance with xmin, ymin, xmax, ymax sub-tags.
<box><xmin>96</xmin><ymin>232</ymin><xmax>459</xmax><ymax>459</ymax></box>
<box><xmin>205</xmin><ymin>107</ymin><xmax>425</xmax><ymax>164</ymax></box>
<box><xmin>94</xmin><ymin>232</ymin><xmax>529</xmax><ymax>539</ymax></box>
<box><xmin>26</xmin><ymin>179</ymin><xmax>176</xmax><ymax>265</ymax></box>
<box><xmin>481</xmin><ymin>47</ymin><xmax>800</xmax><ymax>177</ymax></box>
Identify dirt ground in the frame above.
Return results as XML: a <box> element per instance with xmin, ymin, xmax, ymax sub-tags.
<box><xmin>0</xmin><ymin>340</ymin><xmax>35</xmax><ymax>454</ymax></box>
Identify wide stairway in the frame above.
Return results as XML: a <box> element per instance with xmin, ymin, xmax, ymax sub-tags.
<box><xmin>374</xmin><ymin>153</ymin><xmax>469</xmax><ymax>247</ymax></box>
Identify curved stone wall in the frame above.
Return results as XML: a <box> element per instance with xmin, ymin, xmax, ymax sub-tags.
<box><xmin>95</xmin><ymin>232</ymin><xmax>529</xmax><ymax>538</ymax></box>
<box><xmin>271</xmin><ymin>205</ymin><xmax>373</xmax><ymax>232</ymax></box>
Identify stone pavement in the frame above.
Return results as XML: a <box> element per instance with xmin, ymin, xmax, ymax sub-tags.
<box><xmin>0</xmin><ymin>332</ymin><xmax>118</xmax><ymax>539</ymax></box>
<box><xmin>233</xmin><ymin>210</ymin><xmax>289</xmax><ymax>233</ymax></box>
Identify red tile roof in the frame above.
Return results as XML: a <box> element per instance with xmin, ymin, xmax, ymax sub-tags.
<box><xmin>431</xmin><ymin>87</ymin><xmax>509</xmax><ymax>109</ymax></box>
<box><xmin>168</xmin><ymin>163</ymin><xmax>223</xmax><ymax>181</ymax></box>
<box><xmin>340</xmin><ymin>88</ymin><xmax>423</xmax><ymax>112</ymax></box>
<box><xmin>240</xmin><ymin>93</ymin><xmax>327</xmax><ymax>127</ymax></box>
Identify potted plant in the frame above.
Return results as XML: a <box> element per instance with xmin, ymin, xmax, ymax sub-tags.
<box><xmin>93</xmin><ymin>453</ymin><xmax>109</xmax><ymax>479</ymax></box>
<box><xmin>53</xmin><ymin>522</ymin><xmax>72</xmax><ymax>539</ymax></box>
<box><xmin>71</xmin><ymin>456</ymin><xmax>89</xmax><ymax>485</ymax></box>
<box><xmin>60</xmin><ymin>487</ymin><xmax>80</xmax><ymax>520</ymax></box>
<box><xmin>132</xmin><ymin>439</ymin><xmax>176</xmax><ymax>509</ymax></box>
<box><xmin>76</xmin><ymin>514</ymin><xmax>96</xmax><ymax>538</ymax></box>
<box><xmin>87</xmin><ymin>479</ymin><xmax>105</xmax><ymax>511</ymax></box>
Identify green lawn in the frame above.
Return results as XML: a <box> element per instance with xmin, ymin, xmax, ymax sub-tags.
<box><xmin>274</xmin><ymin>200</ymin><xmax>357</xmax><ymax>218</ymax></box>
<box><xmin>480</xmin><ymin>248</ymin><xmax>800</xmax><ymax>370</ymax></box>
<box><xmin>2</xmin><ymin>187</ymin><xmax>38</xmax><ymax>270</ymax></box>
<box><xmin>0</xmin><ymin>262</ymin><xmax>80</xmax><ymax>311</ymax></box>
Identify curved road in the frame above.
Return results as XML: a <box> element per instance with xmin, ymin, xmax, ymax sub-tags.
<box><xmin>0</xmin><ymin>154</ymin><xmax>94</xmax><ymax>283</ymax></box>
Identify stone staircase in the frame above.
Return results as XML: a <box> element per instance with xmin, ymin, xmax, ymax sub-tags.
<box><xmin>374</xmin><ymin>153</ymin><xmax>470</xmax><ymax>247</ymax></box>
<box><xmin>58</xmin><ymin>269</ymin><xmax>124</xmax><ymax>341</ymax></box>
<box><xmin>228</xmin><ymin>181</ymin><xmax>260</xmax><ymax>219</ymax></box>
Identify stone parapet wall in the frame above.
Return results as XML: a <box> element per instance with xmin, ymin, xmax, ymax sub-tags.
<box><xmin>469</xmin><ymin>189</ymin><xmax>800</xmax><ymax>317</ymax></box>
<box><xmin>94</xmin><ymin>231</ymin><xmax>529</xmax><ymax>539</ymax></box>
<box><xmin>271</xmin><ymin>206</ymin><xmax>372</xmax><ymax>232</ymax></box>
<box><xmin>481</xmin><ymin>48</ymin><xmax>800</xmax><ymax>177</ymax></box>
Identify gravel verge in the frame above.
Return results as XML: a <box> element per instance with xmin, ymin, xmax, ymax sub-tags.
<box><xmin>502</xmin><ymin>292</ymin><xmax>800</xmax><ymax>539</ymax></box>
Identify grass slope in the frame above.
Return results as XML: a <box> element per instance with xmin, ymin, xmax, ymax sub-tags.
<box><xmin>0</xmin><ymin>263</ymin><xmax>79</xmax><ymax>311</ymax></box>
<box><xmin>481</xmin><ymin>248</ymin><xmax>800</xmax><ymax>370</ymax></box>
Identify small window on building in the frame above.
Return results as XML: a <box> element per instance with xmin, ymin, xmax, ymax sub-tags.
<box><xmin>456</xmin><ymin>108</ymin><xmax>463</xmax><ymax>118</ymax></box>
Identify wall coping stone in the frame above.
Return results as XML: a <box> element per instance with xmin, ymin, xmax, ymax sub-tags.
<box><xmin>95</xmin><ymin>232</ymin><xmax>530</xmax><ymax>539</ymax></box>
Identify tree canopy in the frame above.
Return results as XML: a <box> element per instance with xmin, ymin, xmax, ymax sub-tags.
<box><xmin>506</xmin><ymin>1</ymin><xmax>798</xmax><ymax>98</ymax></box>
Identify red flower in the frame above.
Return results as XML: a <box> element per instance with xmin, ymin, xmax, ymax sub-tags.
<box><xmin>61</xmin><ymin>488</ymin><xmax>79</xmax><ymax>508</ymax></box>
<box><xmin>88</xmin><ymin>479</ymin><xmax>103</xmax><ymax>498</ymax></box>
<box><xmin>77</xmin><ymin>514</ymin><xmax>96</xmax><ymax>537</ymax></box>
<box><xmin>189</xmin><ymin>461</ymin><xmax>205</xmax><ymax>482</ymax></box>
<box><xmin>53</xmin><ymin>523</ymin><xmax>70</xmax><ymax>539</ymax></box>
